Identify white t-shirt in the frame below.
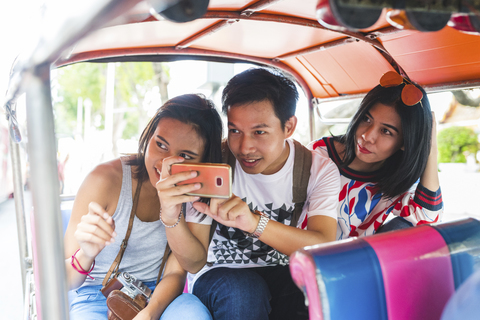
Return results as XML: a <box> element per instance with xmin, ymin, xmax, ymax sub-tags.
<box><xmin>186</xmin><ymin>139</ymin><xmax>340</xmax><ymax>292</ymax></box>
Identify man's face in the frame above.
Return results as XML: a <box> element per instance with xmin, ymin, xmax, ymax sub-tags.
<box><xmin>227</xmin><ymin>100</ymin><xmax>295</xmax><ymax>175</ymax></box>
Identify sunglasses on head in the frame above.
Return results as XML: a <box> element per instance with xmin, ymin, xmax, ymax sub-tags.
<box><xmin>379</xmin><ymin>71</ymin><xmax>423</xmax><ymax>107</ymax></box>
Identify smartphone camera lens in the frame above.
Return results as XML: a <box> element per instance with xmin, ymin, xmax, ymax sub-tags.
<box><xmin>216</xmin><ymin>177</ymin><xmax>223</xmax><ymax>187</ymax></box>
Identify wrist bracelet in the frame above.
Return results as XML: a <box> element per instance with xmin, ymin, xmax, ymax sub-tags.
<box><xmin>243</xmin><ymin>210</ymin><xmax>269</xmax><ymax>238</ymax></box>
<box><xmin>160</xmin><ymin>208</ymin><xmax>182</xmax><ymax>228</ymax></box>
<box><xmin>71</xmin><ymin>249</ymin><xmax>95</xmax><ymax>280</ymax></box>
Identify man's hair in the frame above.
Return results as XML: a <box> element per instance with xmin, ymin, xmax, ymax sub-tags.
<box><xmin>221</xmin><ymin>67</ymin><xmax>299</xmax><ymax>129</ymax></box>
<box><xmin>128</xmin><ymin>93</ymin><xmax>223</xmax><ymax>182</ymax></box>
<box><xmin>336</xmin><ymin>82</ymin><xmax>432</xmax><ymax>198</ymax></box>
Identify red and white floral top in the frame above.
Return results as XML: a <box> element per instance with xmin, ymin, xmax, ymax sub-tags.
<box><xmin>308</xmin><ymin>137</ymin><xmax>443</xmax><ymax>240</ymax></box>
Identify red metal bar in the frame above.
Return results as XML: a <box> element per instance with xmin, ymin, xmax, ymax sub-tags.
<box><xmin>203</xmin><ymin>11</ymin><xmax>328</xmax><ymax>29</ymax></box>
<box><xmin>274</xmin><ymin>38</ymin><xmax>358</xmax><ymax>61</ymax></box>
<box><xmin>175</xmin><ymin>20</ymin><xmax>237</xmax><ymax>49</ymax></box>
<box><xmin>55</xmin><ymin>46</ymin><xmax>314</xmax><ymax>101</ymax></box>
<box><xmin>174</xmin><ymin>9</ymin><xmax>328</xmax><ymax>50</ymax></box>
<box><xmin>126</xmin><ymin>10</ymin><xmax>401</xmax><ymax>72</ymax></box>
<box><xmin>172</xmin><ymin>10</ymin><xmax>399</xmax><ymax>72</ymax></box>
<box><xmin>240</xmin><ymin>0</ymin><xmax>283</xmax><ymax>15</ymax></box>
<box><xmin>174</xmin><ymin>0</ymin><xmax>285</xmax><ymax>50</ymax></box>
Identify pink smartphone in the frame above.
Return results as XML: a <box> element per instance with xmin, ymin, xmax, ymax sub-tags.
<box><xmin>171</xmin><ymin>163</ymin><xmax>232</xmax><ymax>199</ymax></box>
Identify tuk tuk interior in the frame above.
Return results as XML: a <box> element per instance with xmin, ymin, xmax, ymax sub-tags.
<box><xmin>2</xmin><ymin>0</ymin><xmax>480</xmax><ymax>319</ymax></box>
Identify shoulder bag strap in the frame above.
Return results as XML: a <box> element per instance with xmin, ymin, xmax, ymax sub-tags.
<box><xmin>156</xmin><ymin>244</ymin><xmax>171</xmax><ymax>284</ymax></box>
<box><xmin>102</xmin><ymin>179</ymin><xmax>143</xmax><ymax>286</ymax></box>
<box><xmin>290</xmin><ymin>140</ymin><xmax>312</xmax><ymax>227</ymax></box>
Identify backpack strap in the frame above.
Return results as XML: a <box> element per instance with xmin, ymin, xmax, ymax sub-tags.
<box><xmin>290</xmin><ymin>140</ymin><xmax>312</xmax><ymax>227</ymax></box>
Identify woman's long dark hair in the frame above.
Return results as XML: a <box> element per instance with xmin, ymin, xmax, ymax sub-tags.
<box><xmin>336</xmin><ymin>83</ymin><xmax>432</xmax><ymax>198</ymax></box>
<box><xmin>128</xmin><ymin>93</ymin><xmax>223</xmax><ymax>182</ymax></box>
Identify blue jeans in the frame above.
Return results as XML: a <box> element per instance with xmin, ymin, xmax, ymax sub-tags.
<box><xmin>70</xmin><ymin>281</ymin><xmax>212</xmax><ymax>320</ymax></box>
<box><xmin>193</xmin><ymin>266</ymin><xmax>308</xmax><ymax>320</ymax></box>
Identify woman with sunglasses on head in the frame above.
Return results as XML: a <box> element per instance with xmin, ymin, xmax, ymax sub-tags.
<box><xmin>64</xmin><ymin>94</ymin><xmax>221</xmax><ymax>320</ymax></box>
<box><xmin>308</xmin><ymin>72</ymin><xmax>443</xmax><ymax>240</ymax></box>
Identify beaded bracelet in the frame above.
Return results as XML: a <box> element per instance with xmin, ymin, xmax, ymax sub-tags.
<box><xmin>71</xmin><ymin>249</ymin><xmax>95</xmax><ymax>280</ymax></box>
<box><xmin>160</xmin><ymin>209</ymin><xmax>182</xmax><ymax>228</ymax></box>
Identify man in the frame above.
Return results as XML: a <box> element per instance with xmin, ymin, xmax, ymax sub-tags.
<box><xmin>188</xmin><ymin>68</ymin><xmax>340</xmax><ymax>319</ymax></box>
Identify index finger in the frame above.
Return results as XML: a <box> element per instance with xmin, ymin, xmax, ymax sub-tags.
<box><xmin>208</xmin><ymin>197</ymin><xmax>229</xmax><ymax>215</ymax></box>
<box><xmin>161</xmin><ymin>156</ymin><xmax>186</xmax><ymax>179</ymax></box>
<box><xmin>88</xmin><ymin>202</ymin><xmax>114</xmax><ymax>227</ymax></box>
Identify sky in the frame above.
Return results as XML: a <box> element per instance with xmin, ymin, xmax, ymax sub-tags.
<box><xmin>0</xmin><ymin>1</ymin><xmax>43</xmax><ymax>99</ymax></box>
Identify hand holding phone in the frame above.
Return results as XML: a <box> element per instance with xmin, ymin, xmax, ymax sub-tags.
<box><xmin>171</xmin><ymin>163</ymin><xmax>232</xmax><ymax>199</ymax></box>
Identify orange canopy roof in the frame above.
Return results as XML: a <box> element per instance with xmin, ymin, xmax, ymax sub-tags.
<box><xmin>58</xmin><ymin>0</ymin><xmax>480</xmax><ymax>102</ymax></box>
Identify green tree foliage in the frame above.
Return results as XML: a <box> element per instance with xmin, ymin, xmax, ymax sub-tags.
<box><xmin>52</xmin><ymin>62</ymin><xmax>170</xmax><ymax>155</ymax></box>
<box><xmin>53</xmin><ymin>63</ymin><xmax>106</xmax><ymax>136</ymax></box>
<box><xmin>438</xmin><ymin>126</ymin><xmax>479</xmax><ymax>163</ymax></box>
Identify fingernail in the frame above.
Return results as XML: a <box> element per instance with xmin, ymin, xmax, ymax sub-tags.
<box><xmin>194</xmin><ymin>196</ymin><xmax>200</xmax><ymax>201</ymax></box>
<box><xmin>112</xmin><ymin>231</ymin><xmax>117</xmax><ymax>237</ymax></box>
<box><xmin>195</xmin><ymin>183</ymin><xmax>201</xmax><ymax>189</ymax></box>
<box><xmin>110</xmin><ymin>237</ymin><xmax>115</xmax><ymax>243</ymax></box>
<box><xmin>105</xmin><ymin>241</ymin><xmax>111</xmax><ymax>246</ymax></box>
<box><xmin>191</xmin><ymin>171</ymin><xmax>198</xmax><ymax>177</ymax></box>
<box><xmin>103</xmin><ymin>213</ymin><xmax>109</xmax><ymax>220</ymax></box>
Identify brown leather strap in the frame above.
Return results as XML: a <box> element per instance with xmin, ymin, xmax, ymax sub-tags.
<box><xmin>156</xmin><ymin>244</ymin><xmax>171</xmax><ymax>284</ymax></box>
<box><xmin>102</xmin><ymin>179</ymin><xmax>143</xmax><ymax>286</ymax></box>
<box><xmin>290</xmin><ymin>140</ymin><xmax>312</xmax><ymax>227</ymax></box>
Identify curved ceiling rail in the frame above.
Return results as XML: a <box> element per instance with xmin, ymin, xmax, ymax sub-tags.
<box><xmin>131</xmin><ymin>7</ymin><xmax>409</xmax><ymax>79</ymax></box>
<box><xmin>98</xmin><ymin>0</ymin><xmax>407</xmax><ymax>79</ymax></box>
<box><xmin>56</xmin><ymin>46</ymin><xmax>313</xmax><ymax>100</ymax></box>
<box><xmin>56</xmin><ymin>44</ymin><xmax>318</xmax><ymax>139</ymax></box>
<box><xmin>55</xmin><ymin>0</ymin><xmax>414</xmax><ymax>140</ymax></box>
<box><xmin>63</xmin><ymin>7</ymin><xmax>408</xmax><ymax>89</ymax></box>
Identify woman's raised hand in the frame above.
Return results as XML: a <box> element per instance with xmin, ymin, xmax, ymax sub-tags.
<box><xmin>420</xmin><ymin>111</ymin><xmax>440</xmax><ymax>191</ymax></box>
<box><xmin>74</xmin><ymin>202</ymin><xmax>116</xmax><ymax>260</ymax></box>
<box><xmin>431</xmin><ymin>111</ymin><xmax>438</xmax><ymax>154</ymax></box>
<box><xmin>156</xmin><ymin>156</ymin><xmax>201</xmax><ymax>224</ymax></box>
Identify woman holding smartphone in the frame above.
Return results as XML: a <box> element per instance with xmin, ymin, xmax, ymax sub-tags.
<box><xmin>64</xmin><ymin>94</ymin><xmax>222</xmax><ymax>320</ymax></box>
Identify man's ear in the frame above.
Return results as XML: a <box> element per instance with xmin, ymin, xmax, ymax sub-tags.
<box><xmin>284</xmin><ymin>116</ymin><xmax>297</xmax><ymax>138</ymax></box>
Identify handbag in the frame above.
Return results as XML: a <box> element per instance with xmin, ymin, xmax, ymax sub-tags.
<box><xmin>100</xmin><ymin>180</ymin><xmax>170</xmax><ymax>320</ymax></box>
<box><xmin>106</xmin><ymin>290</ymin><xmax>147</xmax><ymax>320</ymax></box>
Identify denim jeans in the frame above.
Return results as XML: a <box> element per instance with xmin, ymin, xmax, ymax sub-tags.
<box><xmin>193</xmin><ymin>266</ymin><xmax>308</xmax><ymax>320</ymax></box>
<box><xmin>70</xmin><ymin>281</ymin><xmax>212</xmax><ymax>320</ymax></box>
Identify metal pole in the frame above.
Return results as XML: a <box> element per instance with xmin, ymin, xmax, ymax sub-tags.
<box><xmin>9</xmin><ymin>133</ymin><xmax>30</xmax><ymax>296</ymax></box>
<box><xmin>25</xmin><ymin>63</ymin><xmax>68</xmax><ymax>320</ymax></box>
